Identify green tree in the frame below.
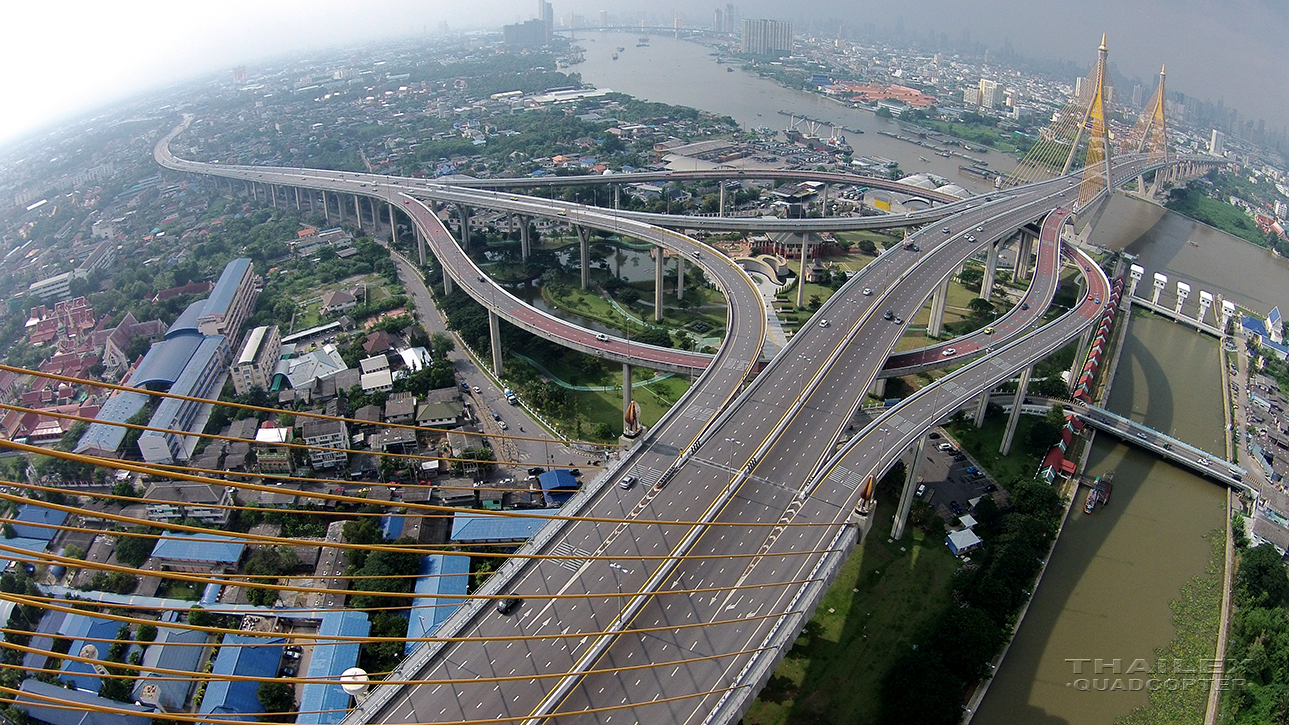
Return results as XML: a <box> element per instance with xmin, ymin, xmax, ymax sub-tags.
<box><xmin>1236</xmin><ymin>544</ymin><xmax>1289</xmax><ymax>609</ymax></box>
<box><xmin>928</xmin><ymin>607</ymin><xmax>1004</xmax><ymax>681</ymax></box>
<box><xmin>968</xmin><ymin>297</ymin><xmax>994</xmax><ymax>316</ymax></box>
<box><xmin>256</xmin><ymin>681</ymin><xmax>294</xmax><ymax>718</ymax></box>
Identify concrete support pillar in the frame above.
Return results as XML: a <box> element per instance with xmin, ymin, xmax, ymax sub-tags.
<box><xmin>1068</xmin><ymin>326</ymin><xmax>1093</xmax><ymax>390</ymax></box>
<box><xmin>676</xmin><ymin>258</ymin><xmax>685</xmax><ymax>301</ymax></box>
<box><xmin>388</xmin><ymin>203</ymin><xmax>397</xmax><ymax>245</ymax></box>
<box><xmin>928</xmin><ymin>278</ymin><xmax>950</xmax><ymax>338</ymax></box>
<box><xmin>821</xmin><ymin>184</ymin><xmax>829</xmax><ymax>217</ymax></box>
<box><xmin>270</xmin><ymin>185</ymin><xmax>277</xmax><ymax>208</ymax></box>
<box><xmin>974</xmin><ymin>389</ymin><xmax>991</xmax><ymax>428</ymax></box>
<box><xmin>324</xmin><ymin>192</ymin><xmax>331</xmax><ymax>223</ymax></box>
<box><xmin>718</xmin><ymin>183</ymin><xmax>725</xmax><ymax>217</ymax></box>
<box><xmin>622</xmin><ymin>363</ymin><xmax>633</xmax><ymax>425</ymax></box>
<box><xmin>870</xmin><ymin>377</ymin><xmax>887</xmax><ymax>399</ymax></box>
<box><xmin>457</xmin><ymin>205</ymin><xmax>471</xmax><ymax>250</ymax></box>
<box><xmin>416</xmin><ymin>226</ymin><xmax>426</xmax><ymax>266</ymax></box>
<box><xmin>981</xmin><ymin>239</ymin><xmax>1000</xmax><ymax>301</ymax></box>
<box><xmin>654</xmin><ymin>246</ymin><xmax>665</xmax><ymax>322</ymax></box>
<box><xmin>891</xmin><ymin>434</ymin><xmax>928</xmax><ymax>540</ymax></box>
<box><xmin>795</xmin><ymin>234</ymin><xmax>809</xmax><ymax>309</ymax></box>
<box><xmin>294</xmin><ymin>187</ymin><xmax>301</xmax><ymax>210</ymax></box>
<box><xmin>443</xmin><ymin>269</ymin><xmax>453</xmax><ymax>295</ymax></box>
<box><xmin>353</xmin><ymin>195</ymin><xmax>362</xmax><ymax>230</ymax></box>
<box><xmin>613</xmin><ymin>185</ymin><xmax>620</xmax><ymax>211</ymax></box>
<box><xmin>578</xmin><ymin>226</ymin><xmax>591</xmax><ymax>291</ymax></box>
<box><xmin>999</xmin><ymin>366</ymin><xmax>1033</xmax><ymax>455</ymax></box>
<box><xmin>308</xmin><ymin>190</ymin><xmax>315</xmax><ymax>215</ymax></box>
<box><xmin>488</xmin><ymin>311</ymin><xmax>503</xmax><ymax>377</ymax></box>
<box><xmin>518</xmin><ymin>216</ymin><xmax>532</xmax><ymax>261</ymax></box>
<box><xmin>1015</xmin><ymin>232</ymin><xmax>1034</xmax><ymax>282</ymax></box>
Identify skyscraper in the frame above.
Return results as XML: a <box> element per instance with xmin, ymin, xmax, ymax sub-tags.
<box><xmin>978</xmin><ymin>79</ymin><xmax>1000</xmax><ymax>109</ymax></box>
<box><xmin>742</xmin><ymin>19</ymin><xmax>792</xmax><ymax>56</ymax></box>
<box><xmin>537</xmin><ymin>0</ymin><xmax>554</xmax><ymax>43</ymax></box>
<box><xmin>1210</xmin><ymin>129</ymin><xmax>1225</xmax><ymax>156</ymax></box>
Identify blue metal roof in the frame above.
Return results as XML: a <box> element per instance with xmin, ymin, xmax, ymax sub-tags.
<box><xmin>166</xmin><ymin>299</ymin><xmax>207</xmax><ymax>339</ymax></box>
<box><xmin>1244</xmin><ymin>315</ymin><xmax>1289</xmax><ymax>357</ymax></box>
<box><xmin>379</xmin><ymin>515</ymin><xmax>404</xmax><ymax>541</ymax></box>
<box><xmin>18</xmin><ymin>679</ymin><xmax>151</xmax><ymax>725</ymax></box>
<box><xmin>297</xmin><ymin>611</ymin><xmax>372</xmax><ymax>725</ymax></box>
<box><xmin>539</xmin><ymin>470</ymin><xmax>579</xmax><ymax>505</ymax></box>
<box><xmin>139</xmin><ymin>334</ymin><xmax>227</xmax><ymax>458</ymax></box>
<box><xmin>12</xmin><ymin>503</ymin><xmax>68</xmax><ymax>540</ymax></box>
<box><xmin>58</xmin><ymin>612</ymin><xmax>126</xmax><ymax>694</ymax></box>
<box><xmin>450</xmin><ymin>509</ymin><xmax>562</xmax><ymax>543</ymax></box>
<box><xmin>406</xmin><ymin>554</ymin><xmax>470</xmax><ymax>655</ymax></box>
<box><xmin>126</xmin><ymin>334</ymin><xmax>202</xmax><ymax>389</ymax></box>
<box><xmin>0</xmin><ymin>537</ymin><xmax>50</xmax><ymax>571</ymax></box>
<box><xmin>74</xmin><ymin>391</ymin><xmax>149</xmax><ymax>455</ymax></box>
<box><xmin>131</xmin><ymin>626</ymin><xmax>206</xmax><ymax>711</ymax></box>
<box><xmin>198</xmin><ymin>633</ymin><xmax>284</xmax><ymax>722</ymax></box>
<box><xmin>203</xmin><ymin>258</ymin><xmax>252</xmax><ymax>320</ymax></box>
<box><xmin>152</xmin><ymin>532</ymin><xmax>244</xmax><ymax>564</ymax></box>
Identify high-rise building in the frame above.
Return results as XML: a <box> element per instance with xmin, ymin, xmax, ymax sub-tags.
<box><xmin>714</xmin><ymin>8</ymin><xmax>723</xmax><ymax>31</ymax></box>
<box><xmin>1210</xmin><ymin>129</ymin><xmax>1225</xmax><ymax>156</ymax></box>
<box><xmin>963</xmin><ymin>87</ymin><xmax>980</xmax><ymax>106</ymax></box>
<box><xmin>742</xmin><ymin>19</ymin><xmax>792</xmax><ymax>56</ymax></box>
<box><xmin>978</xmin><ymin>79</ymin><xmax>1000</xmax><ymax>109</ymax></box>
<box><xmin>599</xmin><ymin>10</ymin><xmax>608</xmax><ymax>28</ymax></box>
<box><xmin>504</xmin><ymin>19</ymin><xmax>549</xmax><ymax>47</ymax></box>
<box><xmin>725</xmin><ymin>3</ymin><xmax>738</xmax><ymax>33</ymax></box>
<box><xmin>538</xmin><ymin>0</ymin><xmax>553</xmax><ymax>41</ymax></box>
<box><xmin>1131</xmin><ymin>84</ymin><xmax>1144</xmax><ymax>109</ymax></box>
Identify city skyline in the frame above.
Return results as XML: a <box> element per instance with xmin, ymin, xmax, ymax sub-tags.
<box><xmin>1</xmin><ymin>1</ymin><xmax>1286</xmax><ymax>148</ymax></box>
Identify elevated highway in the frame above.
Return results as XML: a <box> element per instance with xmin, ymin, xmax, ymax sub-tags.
<box><xmin>881</xmin><ymin>207</ymin><xmax>1072</xmax><ymax>377</ymax></box>
<box><xmin>156</xmin><ymin>115</ymin><xmax>1178</xmax><ymax>724</ymax></box>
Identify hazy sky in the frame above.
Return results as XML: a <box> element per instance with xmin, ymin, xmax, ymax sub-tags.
<box><xmin>2</xmin><ymin>1</ymin><xmax>1285</xmax><ymax>146</ymax></box>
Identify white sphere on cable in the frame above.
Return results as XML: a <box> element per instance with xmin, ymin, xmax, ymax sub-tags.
<box><xmin>341</xmin><ymin>667</ymin><xmax>369</xmax><ymax>696</ymax></box>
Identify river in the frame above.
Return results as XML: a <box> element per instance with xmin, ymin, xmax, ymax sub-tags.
<box><xmin>972</xmin><ymin>313</ymin><xmax>1228</xmax><ymax>724</ymax></box>
<box><xmin>569</xmin><ymin>35</ymin><xmax>1285</xmax><ymax>723</ymax></box>
<box><xmin>574</xmin><ymin>32</ymin><xmax>998</xmax><ymax>193</ymax></box>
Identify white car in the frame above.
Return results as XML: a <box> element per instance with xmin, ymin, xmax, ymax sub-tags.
<box><xmin>595</xmin><ymin>333</ymin><xmax>609</xmax><ymax>342</ymax></box>
<box><xmin>942</xmin><ymin>348</ymin><xmax>956</xmax><ymax>356</ymax></box>
<box><xmin>819</xmin><ymin>320</ymin><xmax>830</xmax><ymax>328</ymax></box>
<box><xmin>862</xmin><ymin>287</ymin><xmax>872</xmax><ymax>296</ymax></box>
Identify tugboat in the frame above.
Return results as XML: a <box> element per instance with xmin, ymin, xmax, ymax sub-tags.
<box><xmin>1083</xmin><ymin>471</ymin><xmax>1115</xmax><ymax>513</ymax></box>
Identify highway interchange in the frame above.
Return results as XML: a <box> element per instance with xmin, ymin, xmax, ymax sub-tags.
<box><xmin>156</xmin><ymin>118</ymin><xmax>1175</xmax><ymax>724</ymax></box>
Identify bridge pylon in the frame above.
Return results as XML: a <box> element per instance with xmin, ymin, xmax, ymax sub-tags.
<box><xmin>1003</xmin><ymin>34</ymin><xmax>1120</xmax><ymax>199</ymax></box>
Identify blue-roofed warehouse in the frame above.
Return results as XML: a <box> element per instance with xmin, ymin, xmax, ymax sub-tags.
<box><xmin>0</xmin><ymin>537</ymin><xmax>52</xmax><ymax>572</ymax></box>
<box><xmin>131</xmin><ymin>625</ymin><xmax>208</xmax><ymax>711</ymax></box>
<box><xmin>406</xmin><ymin>554</ymin><xmax>470</xmax><ymax>655</ymax></box>
<box><xmin>166</xmin><ymin>299</ymin><xmax>207</xmax><ymax>339</ymax></box>
<box><xmin>73</xmin><ymin>390</ymin><xmax>149</xmax><ymax>458</ymax></box>
<box><xmin>198</xmin><ymin>633</ymin><xmax>284</xmax><ymax>722</ymax></box>
<box><xmin>538</xmin><ymin>470</ymin><xmax>579</xmax><ymax>506</ymax></box>
<box><xmin>450</xmin><ymin>509</ymin><xmax>561</xmax><ymax>544</ymax></box>
<box><xmin>125</xmin><ymin>334</ymin><xmax>202</xmax><ymax>390</ymax></box>
<box><xmin>17</xmin><ymin>679</ymin><xmax>151</xmax><ymax>725</ymax></box>
<box><xmin>151</xmin><ymin>532</ymin><xmax>245</xmax><ymax>571</ymax></box>
<box><xmin>137</xmin><ymin>334</ymin><xmax>229</xmax><ymax>464</ymax></box>
<box><xmin>58</xmin><ymin>612</ymin><xmax>130</xmax><ymax>694</ymax></box>
<box><xmin>296</xmin><ymin>611</ymin><xmax>372</xmax><ymax>725</ymax></box>
<box><xmin>11</xmin><ymin>503</ymin><xmax>68</xmax><ymax>541</ymax></box>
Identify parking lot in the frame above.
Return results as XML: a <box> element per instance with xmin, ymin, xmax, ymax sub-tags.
<box><xmin>915</xmin><ymin>428</ymin><xmax>1007</xmax><ymax>521</ymax></box>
